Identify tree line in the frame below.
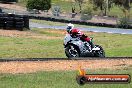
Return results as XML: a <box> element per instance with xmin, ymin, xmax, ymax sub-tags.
<box><xmin>21</xmin><ymin>0</ymin><xmax>132</xmax><ymax>18</ymax></box>
<box><xmin>90</xmin><ymin>0</ymin><xmax>132</xmax><ymax>16</ymax></box>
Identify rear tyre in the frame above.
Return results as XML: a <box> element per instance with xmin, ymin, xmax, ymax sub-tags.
<box><xmin>65</xmin><ymin>45</ymin><xmax>80</xmax><ymax>58</ymax></box>
<box><xmin>94</xmin><ymin>45</ymin><xmax>105</xmax><ymax>58</ymax></box>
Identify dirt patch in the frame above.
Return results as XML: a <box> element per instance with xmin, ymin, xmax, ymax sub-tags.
<box><xmin>0</xmin><ymin>29</ymin><xmax>62</xmax><ymax>39</ymax></box>
<box><xmin>0</xmin><ymin>59</ymin><xmax>132</xmax><ymax>74</ymax></box>
<box><xmin>0</xmin><ymin>30</ymin><xmax>33</xmax><ymax>37</ymax></box>
<box><xmin>0</xmin><ymin>3</ymin><xmax>26</xmax><ymax>11</ymax></box>
<box><xmin>45</xmin><ymin>29</ymin><xmax>66</xmax><ymax>35</ymax></box>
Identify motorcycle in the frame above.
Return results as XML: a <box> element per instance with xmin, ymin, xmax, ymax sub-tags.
<box><xmin>63</xmin><ymin>34</ymin><xmax>105</xmax><ymax>58</ymax></box>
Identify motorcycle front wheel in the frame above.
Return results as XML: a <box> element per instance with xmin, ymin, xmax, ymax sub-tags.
<box><xmin>94</xmin><ymin>45</ymin><xmax>105</xmax><ymax>58</ymax></box>
<box><xmin>65</xmin><ymin>45</ymin><xmax>80</xmax><ymax>58</ymax></box>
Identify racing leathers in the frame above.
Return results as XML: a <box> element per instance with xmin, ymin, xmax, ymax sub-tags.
<box><xmin>68</xmin><ymin>28</ymin><xmax>94</xmax><ymax>48</ymax></box>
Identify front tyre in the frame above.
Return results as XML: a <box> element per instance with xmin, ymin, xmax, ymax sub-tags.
<box><xmin>65</xmin><ymin>45</ymin><xmax>80</xmax><ymax>58</ymax></box>
<box><xmin>94</xmin><ymin>45</ymin><xmax>105</xmax><ymax>58</ymax></box>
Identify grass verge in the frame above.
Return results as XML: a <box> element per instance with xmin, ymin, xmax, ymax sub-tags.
<box><xmin>0</xmin><ymin>68</ymin><xmax>132</xmax><ymax>88</ymax></box>
<box><xmin>0</xmin><ymin>28</ymin><xmax>132</xmax><ymax>58</ymax></box>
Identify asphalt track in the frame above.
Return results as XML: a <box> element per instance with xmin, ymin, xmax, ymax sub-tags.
<box><xmin>30</xmin><ymin>22</ymin><xmax>132</xmax><ymax>34</ymax></box>
<box><xmin>2</xmin><ymin>7</ymin><xmax>132</xmax><ymax>34</ymax></box>
<box><xmin>0</xmin><ymin>57</ymin><xmax>132</xmax><ymax>62</ymax></box>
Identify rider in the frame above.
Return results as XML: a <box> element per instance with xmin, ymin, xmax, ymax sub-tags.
<box><xmin>66</xmin><ymin>23</ymin><xmax>94</xmax><ymax>49</ymax></box>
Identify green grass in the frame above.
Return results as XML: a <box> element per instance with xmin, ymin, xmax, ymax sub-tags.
<box><xmin>0</xmin><ymin>36</ymin><xmax>65</xmax><ymax>58</ymax></box>
<box><xmin>0</xmin><ymin>29</ymin><xmax>65</xmax><ymax>58</ymax></box>
<box><xmin>17</xmin><ymin>0</ymin><xmax>27</xmax><ymax>7</ymax></box>
<box><xmin>0</xmin><ymin>28</ymin><xmax>132</xmax><ymax>58</ymax></box>
<box><xmin>52</xmin><ymin>0</ymin><xmax>72</xmax><ymax>12</ymax></box>
<box><xmin>0</xmin><ymin>68</ymin><xmax>132</xmax><ymax>88</ymax></box>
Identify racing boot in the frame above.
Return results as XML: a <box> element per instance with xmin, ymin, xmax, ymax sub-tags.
<box><xmin>92</xmin><ymin>47</ymin><xmax>100</xmax><ymax>51</ymax></box>
<box><xmin>89</xmin><ymin>41</ymin><xmax>100</xmax><ymax>51</ymax></box>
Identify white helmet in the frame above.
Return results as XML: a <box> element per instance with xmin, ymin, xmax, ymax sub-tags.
<box><xmin>66</xmin><ymin>23</ymin><xmax>74</xmax><ymax>33</ymax></box>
